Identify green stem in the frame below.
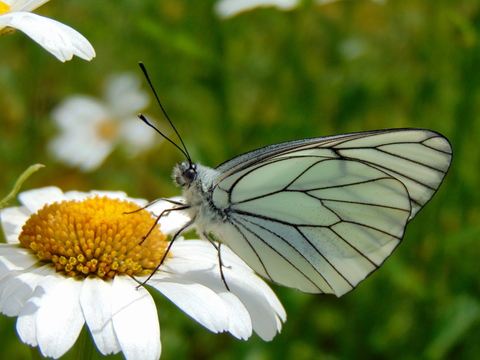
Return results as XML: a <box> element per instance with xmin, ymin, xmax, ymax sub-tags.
<box><xmin>0</xmin><ymin>164</ymin><xmax>44</xmax><ymax>209</ymax></box>
<box><xmin>72</xmin><ymin>326</ymin><xmax>96</xmax><ymax>360</ymax></box>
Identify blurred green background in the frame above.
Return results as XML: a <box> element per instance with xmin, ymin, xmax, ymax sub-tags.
<box><xmin>1</xmin><ymin>0</ymin><xmax>479</xmax><ymax>359</ymax></box>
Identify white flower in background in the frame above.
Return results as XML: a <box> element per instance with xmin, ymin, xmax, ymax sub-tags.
<box><xmin>49</xmin><ymin>73</ymin><xmax>160</xmax><ymax>172</ymax></box>
<box><xmin>215</xmin><ymin>0</ymin><xmax>387</xmax><ymax>18</ymax></box>
<box><xmin>215</xmin><ymin>0</ymin><xmax>299</xmax><ymax>18</ymax></box>
<box><xmin>316</xmin><ymin>0</ymin><xmax>386</xmax><ymax>4</ymax></box>
<box><xmin>0</xmin><ymin>0</ymin><xmax>95</xmax><ymax>62</ymax></box>
<box><xmin>0</xmin><ymin>187</ymin><xmax>286</xmax><ymax>359</ymax></box>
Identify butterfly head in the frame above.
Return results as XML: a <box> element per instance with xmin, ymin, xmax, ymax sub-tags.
<box><xmin>173</xmin><ymin>161</ymin><xmax>197</xmax><ymax>187</ymax></box>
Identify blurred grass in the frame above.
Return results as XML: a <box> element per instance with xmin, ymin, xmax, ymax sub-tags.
<box><xmin>1</xmin><ymin>0</ymin><xmax>479</xmax><ymax>359</ymax></box>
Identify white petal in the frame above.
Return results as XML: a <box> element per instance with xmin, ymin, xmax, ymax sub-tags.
<box><xmin>80</xmin><ymin>276</ymin><xmax>121</xmax><ymax>356</ymax></box>
<box><xmin>111</xmin><ymin>276</ymin><xmax>161</xmax><ymax>360</ymax></box>
<box><xmin>164</xmin><ymin>240</ymin><xmax>285</xmax><ymax>340</ymax></box>
<box><xmin>18</xmin><ymin>186</ymin><xmax>65</xmax><ymax>213</ymax></box>
<box><xmin>64</xmin><ymin>190</ymin><xmax>126</xmax><ymax>201</ymax></box>
<box><xmin>48</xmin><ymin>98</ymin><xmax>116</xmax><ymax>170</ymax></box>
<box><xmin>218</xmin><ymin>245</ymin><xmax>286</xmax><ymax>320</ymax></box>
<box><xmin>52</xmin><ymin>96</ymin><xmax>108</xmax><ymax>129</ymax></box>
<box><xmin>105</xmin><ymin>74</ymin><xmax>149</xmax><ymax>115</ymax></box>
<box><xmin>51</xmin><ymin>130</ymin><xmax>108</xmax><ymax>168</ymax></box>
<box><xmin>49</xmin><ymin>131</ymin><xmax>114</xmax><ymax>171</ymax></box>
<box><xmin>63</xmin><ymin>190</ymin><xmax>149</xmax><ymax>208</ymax></box>
<box><xmin>0</xmin><ymin>245</ymin><xmax>38</xmax><ymax>275</ymax></box>
<box><xmin>147</xmin><ymin>276</ymin><xmax>230</xmax><ymax>334</ymax></box>
<box><xmin>8</xmin><ymin>0</ymin><xmax>50</xmax><ymax>12</ymax></box>
<box><xmin>148</xmin><ymin>240</ymin><xmax>275</xmax><ymax>339</ymax></box>
<box><xmin>35</xmin><ymin>277</ymin><xmax>85</xmax><ymax>358</ymax></box>
<box><xmin>217</xmin><ymin>291</ymin><xmax>252</xmax><ymax>339</ymax></box>
<box><xmin>148</xmin><ymin>197</ymin><xmax>191</xmax><ymax>236</ymax></box>
<box><xmin>0</xmin><ymin>12</ymin><xmax>95</xmax><ymax>61</ymax></box>
<box><xmin>120</xmin><ymin>117</ymin><xmax>158</xmax><ymax>156</ymax></box>
<box><xmin>0</xmin><ymin>264</ymin><xmax>54</xmax><ymax>316</ymax></box>
<box><xmin>16</xmin><ymin>274</ymin><xmax>64</xmax><ymax>347</ymax></box>
<box><xmin>0</xmin><ymin>206</ymin><xmax>31</xmax><ymax>243</ymax></box>
<box><xmin>216</xmin><ymin>244</ymin><xmax>286</xmax><ymax>339</ymax></box>
<box><xmin>223</xmin><ymin>264</ymin><xmax>284</xmax><ymax>340</ymax></box>
<box><xmin>215</xmin><ymin>0</ymin><xmax>299</xmax><ymax>18</ymax></box>
<box><xmin>156</xmin><ymin>252</ymin><xmax>253</xmax><ymax>339</ymax></box>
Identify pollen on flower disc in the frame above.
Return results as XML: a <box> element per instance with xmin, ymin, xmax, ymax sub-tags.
<box><xmin>19</xmin><ymin>196</ymin><xmax>168</xmax><ymax>279</ymax></box>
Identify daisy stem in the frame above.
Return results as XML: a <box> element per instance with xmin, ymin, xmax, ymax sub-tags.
<box><xmin>0</xmin><ymin>164</ymin><xmax>44</xmax><ymax>209</ymax></box>
<box><xmin>71</xmin><ymin>326</ymin><xmax>96</xmax><ymax>359</ymax></box>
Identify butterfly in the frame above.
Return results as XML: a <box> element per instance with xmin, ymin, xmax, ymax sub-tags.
<box><xmin>138</xmin><ymin>65</ymin><xmax>452</xmax><ymax>297</ymax></box>
<box><xmin>150</xmin><ymin>127</ymin><xmax>451</xmax><ymax>296</ymax></box>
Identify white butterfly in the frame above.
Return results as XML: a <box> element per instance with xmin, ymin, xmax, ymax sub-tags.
<box><xmin>165</xmin><ymin>128</ymin><xmax>452</xmax><ymax>296</ymax></box>
<box><xmin>137</xmin><ymin>63</ymin><xmax>452</xmax><ymax>297</ymax></box>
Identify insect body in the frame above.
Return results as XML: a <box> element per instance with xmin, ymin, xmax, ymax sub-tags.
<box><xmin>171</xmin><ymin>128</ymin><xmax>452</xmax><ymax>296</ymax></box>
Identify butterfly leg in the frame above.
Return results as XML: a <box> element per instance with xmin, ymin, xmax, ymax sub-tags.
<box><xmin>203</xmin><ymin>232</ymin><xmax>231</xmax><ymax>292</ymax></box>
<box><xmin>134</xmin><ymin>214</ymin><xmax>195</xmax><ymax>289</ymax></box>
<box><xmin>139</xmin><ymin>205</ymin><xmax>190</xmax><ymax>244</ymax></box>
<box><xmin>124</xmin><ymin>197</ymin><xmax>185</xmax><ymax>214</ymax></box>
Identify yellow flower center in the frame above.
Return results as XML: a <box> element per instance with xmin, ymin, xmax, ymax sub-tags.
<box><xmin>19</xmin><ymin>196</ymin><xmax>168</xmax><ymax>279</ymax></box>
<box><xmin>0</xmin><ymin>2</ymin><xmax>10</xmax><ymax>15</ymax></box>
<box><xmin>98</xmin><ymin>118</ymin><xmax>119</xmax><ymax>141</ymax></box>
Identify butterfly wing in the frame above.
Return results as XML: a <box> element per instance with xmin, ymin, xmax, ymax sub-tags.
<box><xmin>209</xmin><ymin>129</ymin><xmax>452</xmax><ymax>295</ymax></box>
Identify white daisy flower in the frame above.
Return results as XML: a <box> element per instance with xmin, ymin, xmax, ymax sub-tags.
<box><xmin>215</xmin><ymin>0</ymin><xmax>386</xmax><ymax>18</ymax></box>
<box><xmin>0</xmin><ymin>186</ymin><xmax>286</xmax><ymax>359</ymax></box>
<box><xmin>0</xmin><ymin>0</ymin><xmax>95</xmax><ymax>62</ymax></box>
<box><xmin>215</xmin><ymin>0</ymin><xmax>299</xmax><ymax>18</ymax></box>
<box><xmin>48</xmin><ymin>73</ymin><xmax>160</xmax><ymax>172</ymax></box>
<box><xmin>316</xmin><ymin>0</ymin><xmax>387</xmax><ymax>4</ymax></box>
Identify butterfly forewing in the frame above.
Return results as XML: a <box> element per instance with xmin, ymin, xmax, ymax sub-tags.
<box><xmin>215</xmin><ymin>129</ymin><xmax>452</xmax><ymax>220</ymax></box>
<box><xmin>204</xmin><ymin>128</ymin><xmax>452</xmax><ymax>296</ymax></box>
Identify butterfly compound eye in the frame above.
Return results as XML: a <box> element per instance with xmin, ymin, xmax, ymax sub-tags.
<box><xmin>184</xmin><ymin>165</ymin><xmax>197</xmax><ymax>184</ymax></box>
<box><xmin>173</xmin><ymin>162</ymin><xmax>196</xmax><ymax>187</ymax></box>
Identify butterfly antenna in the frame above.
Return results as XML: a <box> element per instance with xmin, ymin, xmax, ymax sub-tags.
<box><xmin>138</xmin><ymin>62</ymin><xmax>192</xmax><ymax>164</ymax></box>
<box><xmin>137</xmin><ymin>114</ymin><xmax>189</xmax><ymax>160</ymax></box>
